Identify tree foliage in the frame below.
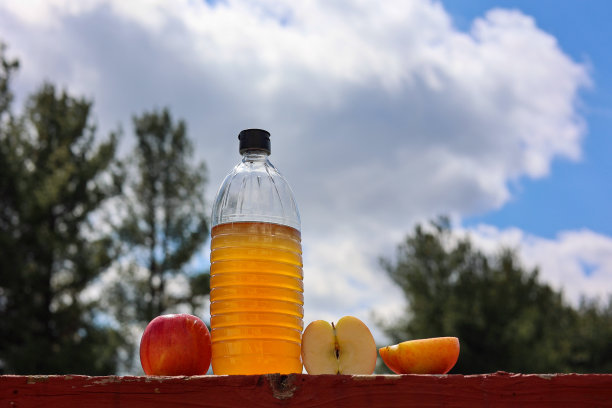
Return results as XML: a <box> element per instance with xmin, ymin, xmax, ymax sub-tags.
<box><xmin>568</xmin><ymin>298</ymin><xmax>612</xmax><ymax>373</ymax></box>
<box><xmin>0</xmin><ymin>44</ymin><xmax>124</xmax><ymax>374</ymax></box>
<box><xmin>379</xmin><ymin>218</ymin><xmax>612</xmax><ymax>374</ymax></box>
<box><xmin>104</xmin><ymin>108</ymin><xmax>210</xmax><ymax>371</ymax></box>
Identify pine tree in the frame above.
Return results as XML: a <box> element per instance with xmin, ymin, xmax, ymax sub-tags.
<box><xmin>378</xmin><ymin>218</ymin><xmax>577</xmax><ymax>374</ymax></box>
<box><xmin>106</xmin><ymin>108</ymin><xmax>210</xmax><ymax>371</ymax></box>
<box><xmin>0</xmin><ymin>44</ymin><xmax>125</xmax><ymax>374</ymax></box>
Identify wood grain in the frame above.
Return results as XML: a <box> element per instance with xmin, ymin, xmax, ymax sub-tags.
<box><xmin>2</xmin><ymin>372</ymin><xmax>612</xmax><ymax>407</ymax></box>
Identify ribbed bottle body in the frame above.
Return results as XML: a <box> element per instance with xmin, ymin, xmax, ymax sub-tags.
<box><xmin>210</xmin><ymin>221</ymin><xmax>303</xmax><ymax>374</ymax></box>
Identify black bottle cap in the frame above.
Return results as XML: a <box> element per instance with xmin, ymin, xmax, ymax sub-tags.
<box><xmin>238</xmin><ymin>129</ymin><xmax>271</xmax><ymax>155</ymax></box>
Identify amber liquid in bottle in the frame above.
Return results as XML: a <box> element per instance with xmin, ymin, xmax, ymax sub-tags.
<box><xmin>210</xmin><ymin>221</ymin><xmax>304</xmax><ymax>375</ymax></box>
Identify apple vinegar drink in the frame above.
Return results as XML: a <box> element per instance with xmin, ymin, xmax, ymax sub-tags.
<box><xmin>210</xmin><ymin>222</ymin><xmax>303</xmax><ymax>374</ymax></box>
<box><xmin>210</xmin><ymin>129</ymin><xmax>303</xmax><ymax>374</ymax></box>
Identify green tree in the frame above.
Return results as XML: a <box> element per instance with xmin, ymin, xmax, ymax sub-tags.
<box><xmin>568</xmin><ymin>297</ymin><xmax>612</xmax><ymax>373</ymax></box>
<box><xmin>106</xmin><ymin>108</ymin><xmax>210</xmax><ymax>371</ymax></box>
<box><xmin>0</xmin><ymin>45</ymin><xmax>125</xmax><ymax>374</ymax></box>
<box><xmin>0</xmin><ymin>43</ymin><xmax>18</xmax><ymax>119</ymax></box>
<box><xmin>379</xmin><ymin>218</ymin><xmax>578</xmax><ymax>374</ymax></box>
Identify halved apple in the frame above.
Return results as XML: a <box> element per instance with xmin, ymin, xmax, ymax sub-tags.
<box><xmin>301</xmin><ymin>316</ymin><xmax>377</xmax><ymax>375</ymax></box>
<box><xmin>379</xmin><ymin>337</ymin><xmax>459</xmax><ymax>374</ymax></box>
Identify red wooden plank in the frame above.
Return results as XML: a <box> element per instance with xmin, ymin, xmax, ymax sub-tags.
<box><xmin>1</xmin><ymin>372</ymin><xmax>611</xmax><ymax>408</ymax></box>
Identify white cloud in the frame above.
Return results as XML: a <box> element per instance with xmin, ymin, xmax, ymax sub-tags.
<box><xmin>0</xmin><ymin>0</ymin><xmax>101</xmax><ymax>27</ymax></box>
<box><xmin>464</xmin><ymin>225</ymin><xmax>612</xmax><ymax>306</ymax></box>
<box><xmin>0</xmin><ymin>0</ymin><xmax>603</xmax><ymax>345</ymax></box>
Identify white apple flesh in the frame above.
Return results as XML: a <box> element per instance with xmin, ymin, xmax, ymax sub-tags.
<box><xmin>301</xmin><ymin>316</ymin><xmax>377</xmax><ymax>375</ymax></box>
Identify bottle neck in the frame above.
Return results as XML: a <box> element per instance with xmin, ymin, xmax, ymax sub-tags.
<box><xmin>242</xmin><ymin>150</ymin><xmax>270</xmax><ymax>162</ymax></box>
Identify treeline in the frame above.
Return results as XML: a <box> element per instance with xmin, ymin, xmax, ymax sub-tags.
<box><xmin>378</xmin><ymin>218</ymin><xmax>612</xmax><ymax>374</ymax></box>
<box><xmin>0</xmin><ymin>43</ymin><xmax>210</xmax><ymax>374</ymax></box>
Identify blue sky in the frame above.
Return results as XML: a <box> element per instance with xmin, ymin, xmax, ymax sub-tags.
<box><xmin>1</xmin><ymin>0</ymin><xmax>611</xmax><ymax>344</ymax></box>
<box><xmin>447</xmin><ymin>0</ymin><xmax>612</xmax><ymax>238</ymax></box>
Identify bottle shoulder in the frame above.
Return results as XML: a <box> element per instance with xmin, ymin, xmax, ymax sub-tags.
<box><xmin>211</xmin><ymin>158</ymin><xmax>300</xmax><ymax>230</ymax></box>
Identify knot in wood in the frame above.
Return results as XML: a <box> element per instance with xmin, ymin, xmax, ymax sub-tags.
<box><xmin>266</xmin><ymin>374</ymin><xmax>298</xmax><ymax>400</ymax></box>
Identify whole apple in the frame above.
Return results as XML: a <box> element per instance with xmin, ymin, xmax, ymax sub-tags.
<box><xmin>140</xmin><ymin>314</ymin><xmax>212</xmax><ymax>376</ymax></box>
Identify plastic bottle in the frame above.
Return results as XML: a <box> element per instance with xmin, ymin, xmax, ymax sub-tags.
<box><xmin>209</xmin><ymin>129</ymin><xmax>303</xmax><ymax>375</ymax></box>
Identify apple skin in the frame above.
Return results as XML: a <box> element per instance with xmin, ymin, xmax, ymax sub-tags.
<box><xmin>379</xmin><ymin>337</ymin><xmax>459</xmax><ymax>374</ymax></box>
<box><xmin>140</xmin><ymin>314</ymin><xmax>211</xmax><ymax>376</ymax></box>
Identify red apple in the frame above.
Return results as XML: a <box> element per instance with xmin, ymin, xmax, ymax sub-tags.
<box><xmin>140</xmin><ymin>314</ymin><xmax>211</xmax><ymax>376</ymax></box>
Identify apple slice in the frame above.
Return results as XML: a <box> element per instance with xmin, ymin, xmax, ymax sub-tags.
<box><xmin>301</xmin><ymin>316</ymin><xmax>377</xmax><ymax>375</ymax></box>
<box><xmin>379</xmin><ymin>337</ymin><xmax>459</xmax><ymax>374</ymax></box>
